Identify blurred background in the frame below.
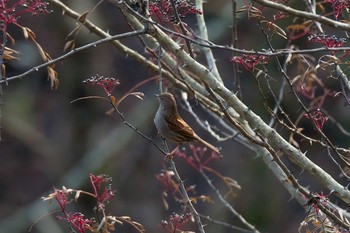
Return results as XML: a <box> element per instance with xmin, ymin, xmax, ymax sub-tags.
<box><xmin>1</xmin><ymin>0</ymin><xmax>350</xmax><ymax>232</ymax></box>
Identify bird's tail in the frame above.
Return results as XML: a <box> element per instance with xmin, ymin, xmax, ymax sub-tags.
<box><xmin>197</xmin><ymin>137</ymin><xmax>221</xmax><ymax>156</ymax></box>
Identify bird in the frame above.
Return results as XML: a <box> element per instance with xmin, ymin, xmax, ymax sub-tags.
<box><xmin>154</xmin><ymin>92</ymin><xmax>220</xmax><ymax>155</ymax></box>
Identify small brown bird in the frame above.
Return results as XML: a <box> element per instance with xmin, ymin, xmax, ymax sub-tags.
<box><xmin>154</xmin><ymin>92</ymin><xmax>220</xmax><ymax>155</ymax></box>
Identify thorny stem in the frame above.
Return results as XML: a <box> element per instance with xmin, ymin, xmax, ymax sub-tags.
<box><xmin>116</xmin><ymin>0</ymin><xmax>350</xmax><ymax>215</ymax></box>
<box><xmin>0</xmin><ymin>29</ymin><xmax>147</xmax><ymax>85</ymax></box>
<box><xmin>76</xmin><ymin>95</ymin><xmax>208</xmax><ymax>231</ymax></box>
<box><xmin>260</xmin><ymin>21</ymin><xmax>350</xmax><ymax>170</ymax></box>
<box><xmin>8</xmin><ymin>0</ymin><xmax>350</xmax><ymax>229</ymax></box>
<box><xmin>48</xmin><ymin>0</ymin><xmax>176</xmax><ymax>84</ymax></box>
<box><xmin>169</xmin><ymin>0</ymin><xmax>194</xmax><ymax>58</ymax></box>
<box><xmin>256</xmin><ymin>21</ymin><xmax>350</xmax><ymax>229</ymax></box>
<box><xmin>169</xmin><ymin>159</ymin><xmax>206</xmax><ymax>233</ymax></box>
<box><xmin>302</xmin><ymin>0</ymin><xmax>324</xmax><ymax>33</ymax></box>
<box><xmin>3</xmin><ymin>0</ymin><xmax>350</xmax><ymax>87</ymax></box>
<box><xmin>204</xmin><ymin>83</ymin><xmax>350</xmax><ymax>229</ymax></box>
<box><xmin>112</xmin><ymin>2</ymin><xmax>350</xmax><ymax>56</ymax></box>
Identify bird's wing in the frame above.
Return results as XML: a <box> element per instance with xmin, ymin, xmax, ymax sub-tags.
<box><xmin>165</xmin><ymin>115</ymin><xmax>197</xmax><ymax>142</ymax></box>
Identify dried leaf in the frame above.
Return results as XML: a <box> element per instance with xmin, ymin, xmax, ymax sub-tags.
<box><xmin>1</xmin><ymin>64</ymin><xmax>5</xmax><ymax>79</ymax></box>
<box><xmin>106</xmin><ymin>221</ymin><xmax>116</xmax><ymax>231</ymax></box>
<box><xmin>223</xmin><ymin>176</ymin><xmax>241</xmax><ymax>191</ymax></box>
<box><xmin>110</xmin><ymin>95</ymin><xmax>116</xmax><ymax>105</ymax></box>
<box><xmin>52</xmin><ymin>79</ymin><xmax>60</xmax><ymax>90</ymax></box>
<box><xmin>129</xmin><ymin>91</ymin><xmax>144</xmax><ymax>101</ymax></box>
<box><xmin>120</xmin><ymin>216</ymin><xmax>131</xmax><ymax>220</ymax></box>
<box><xmin>64</xmin><ymin>40</ymin><xmax>75</xmax><ymax>52</ymax></box>
<box><xmin>6</xmin><ymin>32</ymin><xmax>15</xmax><ymax>45</ymax></box>
<box><xmin>3</xmin><ymin>47</ymin><xmax>19</xmax><ymax>60</ymax></box>
<box><xmin>66</xmin><ymin>26</ymin><xmax>80</xmax><ymax>41</ymax></box>
<box><xmin>31</xmin><ymin>38</ymin><xmax>48</xmax><ymax>61</ymax></box>
<box><xmin>22</xmin><ymin>27</ymin><xmax>28</xmax><ymax>39</ymax></box>
<box><xmin>286</xmin><ymin>24</ymin><xmax>308</xmax><ymax>31</ymax></box>
<box><xmin>22</xmin><ymin>27</ymin><xmax>36</xmax><ymax>40</ymax></box>
<box><xmin>199</xmin><ymin>195</ymin><xmax>215</xmax><ymax>204</ymax></box>
<box><xmin>316</xmin><ymin>2</ymin><xmax>325</xmax><ymax>13</ymax></box>
<box><xmin>108</xmin><ymin>216</ymin><xmax>123</xmax><ymax>225</ymax></box>
<box><xmin>262</xmin><ymin>20</ymin><xmax>287</xmax><ymax>39</ymax></box>
<box><xmin>236</xmin><ymin>6</ymin><xmax>249</xmax><ymax>13</ymax></box>
<box><xmin>162</xmin><ymin>191</ymin><xmax>169</xmax><ymax>210</ymax></box>
<box><xmin>74</xmin><ymin>190</ymin><xmax>81</xmax><ymax>201</ymax></box>
<box><xmin>315</xmin><ymin>55</ymin><xmax>340</xmax><ymax>70</ymax></box>
<box><xmin>47</xmin><ymin>66</ymin><xmax>59</xmax><ymax>90</ymax></box>
<box><xmin>289</xmin><ymin>137</ymin><xmax>300</xmax><ymax>148</ymax></box>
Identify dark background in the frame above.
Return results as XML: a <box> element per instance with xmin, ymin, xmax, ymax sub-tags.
<box><xmin>1</xmin><ymin>1</ymin><xmax>349</xmax><ymax>232</ymax></box>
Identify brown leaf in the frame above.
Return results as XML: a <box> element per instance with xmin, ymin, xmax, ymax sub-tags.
<box><xmin>47</xmin><ymin>66</ymin><xmax>59</xmax><ymax>90</ymax></box>
<box><xmin>45</xmin><ymin>51</ymin><xmax>52</xmax><ymax>61</ymax></box>
<box><xmin>3</xmin><ymin>47</ymin><xmax>19</xmax><ymax>60</ymax></box>
<box><xmin>1</xmin><ymin>64</ymin><xmax>5</xmax><ymax>78</ymax></box>
<box><xmin>22</xmin><ymin>27</ymin><xmax>36</xmax><ymax>40</ymax></box>
<box><xmin>289</xmin><ymin>137</ymin><xmax>300</xmax><ymax>148</ymax></box>
<box><xmin>287</xmin><ymin>23</ymin><xmax>310</xmax><ymax>31</ymax></box>
<box><xmin>110</xmin><ymin>95</ymin><xmax>116</xmax><ymax>105</ymax></box>
<box><xmin>31</xmin><ymin>38</ymin><xmax>47</xmax><ymax>61</ymax></box>
<box><xmin>129</xmin><ymin>91</ymin><xmax>145</xmax><ymax>101</ymax></box>
<box><xmin>6</xmin><ymin>32</ymin><xmax>15</xmax><ymax>46</ymax></box>
<box><xmin>63</xmin><ymin>40</ymin><xmax>75</xmax><ymax>52</ymax></box>
<box><xmin>199</xmin><ymin>195</ymin><xmax>215</xmax><ymax>204</ymax></box>
<box><xmin>223</xmin><ymin>176</ymin><xmax>241</xmax><ymax>191</ymax></box>
<box><xmin>66</xmin><ymin>25</ymin><xmax>80</xmax><ymax>41</ymax></box>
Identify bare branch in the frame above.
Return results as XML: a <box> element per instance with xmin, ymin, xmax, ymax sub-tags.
<box><xmin>0</xmin><ymin>29</ymin><xmax>147</xmax><ymax>84</ymax></box>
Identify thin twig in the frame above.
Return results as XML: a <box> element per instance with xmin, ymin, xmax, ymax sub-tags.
<box><xmin>199</xmin><ymin>169</ymin><xmax>259</xmax><ymax>233</ymax></box>
<box><xmin>0</xmin><ymin>29</ymin><xmax>147</xmax><ymax>85</ymax></box>
<box><xmin>252</xmin><ymin>0</ymin><xmax>350</xmax><ymax>31</ymax></box>
<box><xmin>169</xmin><ymin>159</ymin><xmax>206</xmax><ymax>233</ymax></box>
<box><xmin>198</xmin><ymin>214</ymin><xmax>256</xmax><ymax>232</ymax></box>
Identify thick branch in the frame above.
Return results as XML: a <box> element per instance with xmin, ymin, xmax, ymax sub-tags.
<box><xmin>195</xmin><ymin>0</ymin><xmax>222</xmax><ymax>83</ymax></box>
<box><xmin>143</xmin><ymin>11</ymin><xmax>350</xmax><ymax>206</ymax></box>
